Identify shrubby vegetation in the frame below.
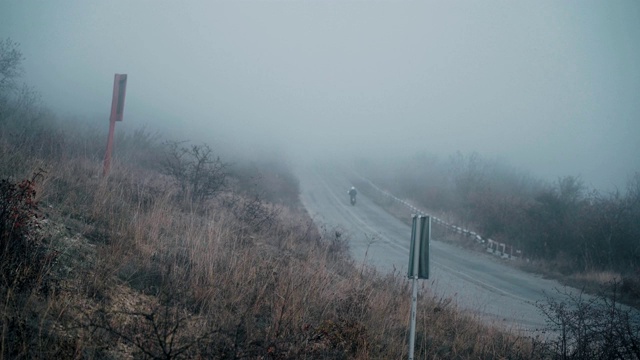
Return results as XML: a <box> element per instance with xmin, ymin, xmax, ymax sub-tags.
<box><xmin>161</xmin><ymin>140</ymin><xmax>229</xmax><ymax>203</ymax></box>
<box><xmin>537</xmin><ymin>283</ymin><xmax>640</xmax><ymax>360</ymax></box>
<box><xmin>356</xmin><ymin>152</ymin><xmax>640</xmax><ymax>301</ymax></box>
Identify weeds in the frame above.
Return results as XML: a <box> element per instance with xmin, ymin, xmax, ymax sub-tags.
<box><xmin>537</xmin><ymin>282</ymin><xmax>640</xmax><ymax>359</ymax></box>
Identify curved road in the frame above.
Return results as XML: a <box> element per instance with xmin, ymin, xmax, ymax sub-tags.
<box><xmin>296</xmin><ymin>163</ymin><xmax>575</xmax><ymax>334</ymax></box>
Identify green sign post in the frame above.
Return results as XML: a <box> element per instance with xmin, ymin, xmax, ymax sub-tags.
<box><xmin>408</xmin><ymin>215</ymin><xmax>430</xmax><ymax>360</ymax></box>
<box><xmin>408</xmin><ymin>215</ymin><xmax>430</xmax><ymax>279</ymax></box>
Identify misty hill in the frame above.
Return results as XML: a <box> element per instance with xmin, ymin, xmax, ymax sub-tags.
<box><xmin>2</xmin><ymin>30</ymin><xmax>639</xmax><ymax>358</ymax></box>
<box><xmin>2</xmin><ymin>107</ymin><xmax>557</xmax><ymax>358</ymax></box>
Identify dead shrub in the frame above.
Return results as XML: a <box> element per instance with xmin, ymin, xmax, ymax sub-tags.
<box><xmin>161</xmin><ymin>141</ymin><xmax>228</xmax><ymax>204</ymax></box>
<box><xmin>537</xmin><ymin>282</ymin><xmax>640</xmax><ymax>359</ymax></box>
<box><xmin>0</xmin><ymin>170</ymin><xmax>56</xmax><ymax>292</ymax></box>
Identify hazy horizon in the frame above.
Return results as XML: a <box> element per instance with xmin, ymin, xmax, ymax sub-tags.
<box><xmin>1</xmin><ymin>1</ymin><xmax>639</xmax><ymax>191</ymax></box>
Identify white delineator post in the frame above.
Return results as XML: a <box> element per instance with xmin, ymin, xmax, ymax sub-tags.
<box><xmin>408</xmin><ymin>216</ymin><xmax>421</xmax><ymax>360</ymax></box>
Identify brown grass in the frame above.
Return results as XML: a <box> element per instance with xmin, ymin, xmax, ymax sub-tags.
<box><xmin>0</xmin><ymin>121</ymin><xmax>547</xmax><ymax>358</ymax></box>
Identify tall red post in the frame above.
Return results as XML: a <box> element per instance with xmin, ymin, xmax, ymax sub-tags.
<box><xmin>103</xmin><ymin>74</ymin><xmax>127</xmax><ymax>176</ymax></box>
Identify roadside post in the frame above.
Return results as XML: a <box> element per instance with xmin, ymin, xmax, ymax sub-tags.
<box><xmin>408</xmin><ymin>215</ymin><xmax>430</xmax><ymax>360</ymax></box>
<box><xmin>102</xmin><ymin>73</ymin><xmax>128</xmax><ymax>176</ymax></box>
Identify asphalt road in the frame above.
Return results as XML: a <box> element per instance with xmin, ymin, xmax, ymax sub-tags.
<box><xmin>296</xmin><ymin>163</ymin><xmax>574</xmax><ymax>334</ymax></box>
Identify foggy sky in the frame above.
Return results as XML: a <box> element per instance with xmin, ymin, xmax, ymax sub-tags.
<box><xmin>1</xmin><ymin>1</ymin><xmax>639</xmax><ymax>191</ymax></box>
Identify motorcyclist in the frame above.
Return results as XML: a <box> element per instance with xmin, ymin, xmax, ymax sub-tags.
<box><xmin>348</xmin><ymin>186</ymin><xmax>357</xmax><ymax>204</ymax></box>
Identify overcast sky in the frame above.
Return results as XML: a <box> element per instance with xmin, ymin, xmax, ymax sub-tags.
<box><xmin>1</xmin><ymin>1</ymin><xmax>639</xmax><ymax>190</ymax></box>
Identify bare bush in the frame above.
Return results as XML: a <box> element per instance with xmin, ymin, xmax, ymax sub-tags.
<box><xmin>222</xmin><ymin>192</ymin><xmax>281</xmax><ymax>236</ymax></box>
<box><xmin>537</xmin><ymin>283</ymin><xmax>640</xmax><ymax>359</ymax></box>
<box><xmin>231</xmin><ymin>160</ymin><xmax>301</xmax><ymax>207</ymax></box>
<box><xmin>86</xmin><ymin>278</ymin><xmax>221</xmax><ymax>359</ymax></box>
<box><xmin>161</xmin><ymin>141</ymin><xmax>228</xmax><ymax>203</ymax></box>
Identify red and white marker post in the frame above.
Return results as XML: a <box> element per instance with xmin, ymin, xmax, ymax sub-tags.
<box><xmin>102</xmin><ymin>73</ymin><xmax>127</xmax><ymax>176</ymax></box>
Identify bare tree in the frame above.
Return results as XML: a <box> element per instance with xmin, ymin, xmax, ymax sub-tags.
<box><xmin>0</xmin><ymin>38</ymin><xmax>24</xmax><ymax>121</ymax></box>
<box><xmin>161</xmin><ymin>141</ymin><xmax>228</xmax><ymax>203</ymax></box>
<box><xmin>0</xmin><ymin>38</ymin><xmax>23</xmax><ymax>92</ymax></box>
<box><xmin>0</xmin><ymin>38</ymin><xmax>41</xmax><ymax>130</ymax></box>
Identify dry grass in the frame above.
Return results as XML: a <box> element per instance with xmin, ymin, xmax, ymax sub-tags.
<box><xmin>570</xmin><ymin>271</ymin><xmax>622</xmax><ymax>287</ymax></box>
<box><xmin>0</xmin><ymin>122</ymin><xmax>547</xmax><ymax>359</ymax></box>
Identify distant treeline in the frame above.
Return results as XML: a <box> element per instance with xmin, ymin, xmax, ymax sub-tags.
<box><xmin>357</xmin><ymin>152</ymin><xmax>640</xmax><ymax>275</ymax></box>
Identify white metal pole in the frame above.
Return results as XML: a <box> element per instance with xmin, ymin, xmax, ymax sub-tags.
<box><xmin>408</xmin><ymin>216</ymin><xmax>422</xmax><ymax>360</ymax></box>
<box><xmin>408</xmin><ymin>275</ymin><xmax>419</xmax><ymax>360</ymax></box>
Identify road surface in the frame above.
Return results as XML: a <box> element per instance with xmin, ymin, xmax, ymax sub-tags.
<box><xmin>296</xmin><ymin>163</ymin><xmax>572</xmax><ymax>334</ymax></box>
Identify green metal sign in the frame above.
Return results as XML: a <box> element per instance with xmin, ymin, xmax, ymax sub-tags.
<box><xmin>408</xmin><ymin>215</ymin><xmax>430</xmax><ymax>279</ymax></box>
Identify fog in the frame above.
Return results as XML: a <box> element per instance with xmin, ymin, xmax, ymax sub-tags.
<box><xmin>1</xmin><ymin>1</ymin><xmax>639</xmax><ymax>190</ymax></box>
